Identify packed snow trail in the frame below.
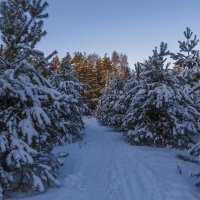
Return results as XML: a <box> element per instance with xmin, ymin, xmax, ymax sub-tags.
<box><xmin>12</xmin><ymin>117</ymin><xmax>199</xmax><ymax>200</ymax></box>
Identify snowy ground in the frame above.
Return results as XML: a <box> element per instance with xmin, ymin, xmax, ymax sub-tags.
<box><xmin>11</xmin><ymin>117</ymin><xmax>199</xmax><ymax>200</ymax></box>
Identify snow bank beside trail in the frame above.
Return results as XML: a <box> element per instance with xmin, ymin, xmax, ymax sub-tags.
<box><xmin>10</xmin><ymin>117</ymin><xmax>199</xmax><ymax>200</ymax></box>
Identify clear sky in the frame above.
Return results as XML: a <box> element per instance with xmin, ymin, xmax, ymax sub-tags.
<box><xmin>38</xmin><ymin>0</ymin><xmax>200</xmax><ymax>68</ymax></box>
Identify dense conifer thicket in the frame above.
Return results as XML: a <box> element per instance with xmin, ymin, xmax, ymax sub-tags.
<box><xmin>96</xmin><ymin>28</ymin><xmax>200</xmax><ymax>185</ymax></box>
<box><xmin>0</xmin><ymin>0</ymin><xmax>87</xmax><ymax>198</ymax></box>
<box><xmin>51</xmin><ymin>52</ymin><xmax>131</xmax><ymax>110</ymax></box>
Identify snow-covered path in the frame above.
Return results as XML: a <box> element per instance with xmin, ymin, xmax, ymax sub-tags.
<box><xmin>12</xmin><ymin>117</ymin><xmax>199</xmax><ymax>200</ymax></box>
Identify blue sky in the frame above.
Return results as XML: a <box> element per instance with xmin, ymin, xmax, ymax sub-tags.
<box><xmin>38</xmin><ymin>0</ymin><xmax>200</xmax><ymax>68</ymax></box>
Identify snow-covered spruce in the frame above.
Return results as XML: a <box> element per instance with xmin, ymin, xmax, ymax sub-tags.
<box><xmin>123</xmin><ymin>42</ymin><xmax>200</xmax><ymax>148</ymax></box>
<box><xmin>51</xmin><ymin>56</ymin><xmax>88</xmax><ymax>141</ymax></box>
<box><xmin>96</xmin><ymin>76</ymin><xmax>126</xmax><ymax>130</ymax></box>
<box><xmin>0</xmin><ymin>0</ymin><xmax>71</xmax><ymax>197</ymax></box>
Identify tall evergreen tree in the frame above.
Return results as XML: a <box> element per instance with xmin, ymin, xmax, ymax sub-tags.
<box><xmin>71</xmin><ymin>52</ymin><xmax>85</xmax><ymax>82</ymax></box>
<box><xmin>85</xmin><ymin>55</ymin><xmax>102</xmax><ymax>109</ymax></box>
<box><xmin>95</xmin><ymin>58</ymin><xmax>104</xmax><ymax>87</ymax></box>
<box><xmin>51</xmin><ymin>55</ymin><xmax>61</xmax><ymax>73</ymax></box>
<box><xmin>64</xmin><ymin>52</ymin><xmax>72</xmax><ymax>65</ymax></box>
<box><xmin>0</xmin><ymin>0</ymin><xmax>68</xmax><ymax>196</ymax></box>
<box><xmin>102</xmin><ymin>54</ymin><xmax>112</xmax><ymax>86</ymax></box>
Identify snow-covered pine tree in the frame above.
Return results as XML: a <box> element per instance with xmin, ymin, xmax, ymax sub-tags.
<box><xmin>171</xmin><ymin>27</ymin><xmax>200</xmax><ymax>107</ymax></box>
<box><xmin>52</xmin><ymin>55</ymin><xmax>88</xmax><ymax>141</ymax></box>
<box><xmin>123</xmin><ymin>42</ymin><xmax>200</xmax><ymax>148</ymax></box>
<box><xmin>171</xmin><ymin>27</ymin><xmax>200</xmax><ymax>186</ymax></box>
<box><xmin>0</xmin><ymin>0</ymin><xmax>67</xmax><ymax>197</ymax></box>
<box><xmin>96</xmin><ymin>76</ymin><xmax>126</xmax><ymax>130</ymax></box>
<box><xmin>171</xmin><ymin>27</ymin><xmax>200</xmax><ymax>70</ymax></box>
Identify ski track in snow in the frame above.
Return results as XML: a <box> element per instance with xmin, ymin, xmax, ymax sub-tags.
<box><xmin>11</xmin><ymin>117</ymin><xmax>199</xmax><ymax>200</ymax></box>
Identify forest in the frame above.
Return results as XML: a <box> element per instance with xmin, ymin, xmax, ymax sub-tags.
<box><xmin>50</xmin><ymin>51</ymin><xmax>131</xmax><ymax>110</ymax></box>
<box><xmin>0</xmin><ymin>0</ymin><xmax>200</xmax><ymax>200</ymax></box>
